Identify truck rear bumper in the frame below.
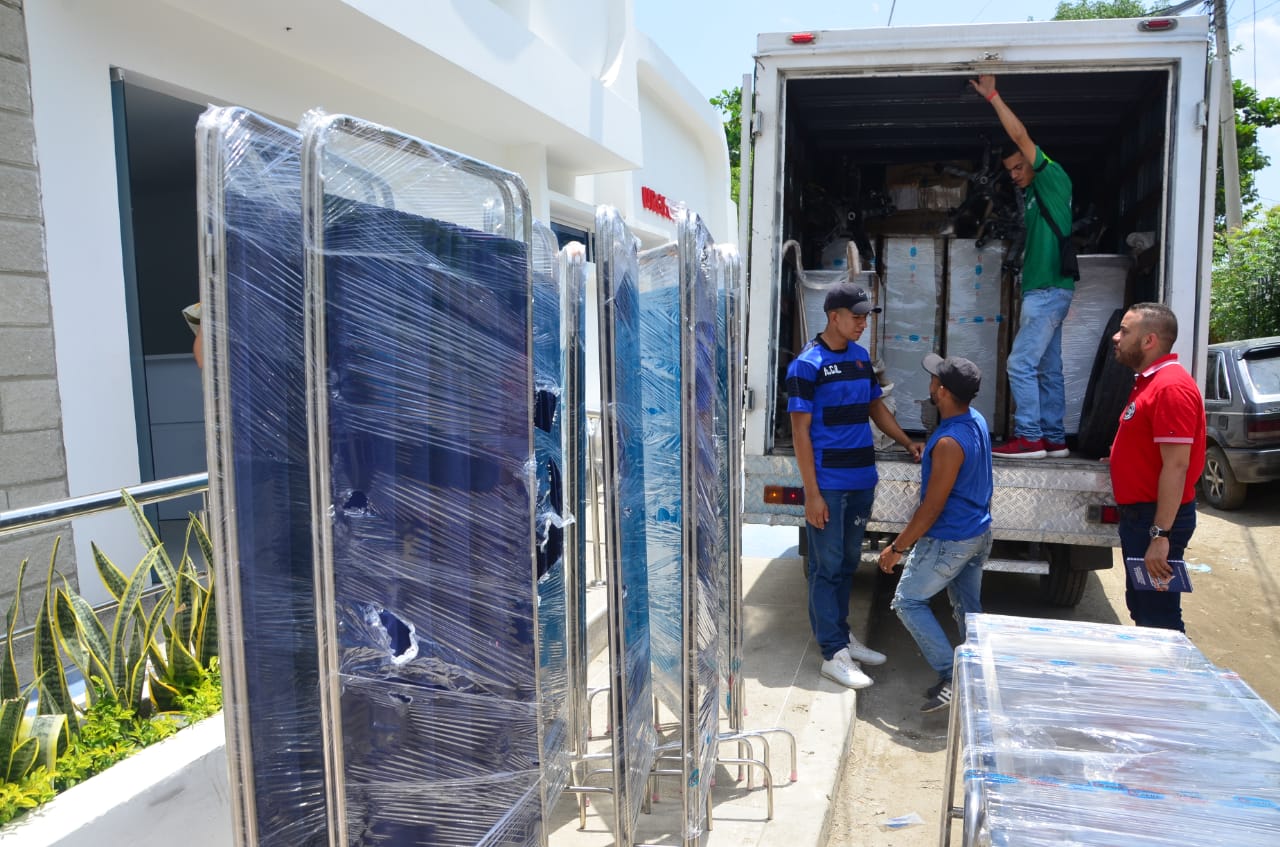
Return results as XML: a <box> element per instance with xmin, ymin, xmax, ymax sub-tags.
<box><xmin>744</xmin><ymin>451</ymin><xmax>1119</xmax><ymax>548</ymax></box>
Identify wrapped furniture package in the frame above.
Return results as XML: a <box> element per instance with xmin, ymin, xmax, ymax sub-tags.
<box><xmin>199</xmin><ymin>107</ymin><xmax>328</xmax><ymax>847</ymax></box>
<box><xmin>1061</xmin><ymin>255</ymin><xmax>1129</xmax><ymax>433</ymax></box>
<box><xmin>636</xmin><ymin>211</ymin><xmax>724</xmax><ymax>843</ymax></box>
<box><xmin>945</xmin><ymin>240</ymin><xmax>1007</xmax><ymax>430</ymax></box>
<box><xmin>946</xmin><ymin>614</ymin><xmax>1280</xmax><ymax>846</ymax></box>
<box><xmin>882</xmin><ymin>237</ymin><xmax>943</xmax><ymax>431</ymax></box>
<box><xmin>302</xmin><ymin>112</ymin><xmax>569</xmax><ymax>847</ymax></box>
<box><xmin>595</xmin><ymin>206</ymin><xmax>659</xmax><ymax>847</ymax></box>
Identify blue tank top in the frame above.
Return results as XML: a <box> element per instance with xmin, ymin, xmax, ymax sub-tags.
<box><xmin>922</xmin><ymin>408</ymin><xmax>993</xmax><ymax>541</ymax></box>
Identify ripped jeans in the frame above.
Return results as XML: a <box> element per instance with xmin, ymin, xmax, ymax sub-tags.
<box><xmin>805</xmin><ymin>488</ymin><xmax>875</xmax><ymax>660</ymax></box>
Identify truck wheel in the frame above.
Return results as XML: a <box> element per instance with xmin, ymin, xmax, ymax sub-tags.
<box><xmin>1201</xmin><ymin>445</ymin><xmax>1248</xmax><ymax>510</ymax></box>
<box><xmin>1040</xmin><ymin>564</ymin><xmax>1088</xmax><ymax>607</ymax></box>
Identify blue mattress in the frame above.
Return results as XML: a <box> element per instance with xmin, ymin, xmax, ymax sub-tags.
<box><xmin>316</xmin><ymin>196</ymin><xmax>543</xmax><ymax>845</ymax></box>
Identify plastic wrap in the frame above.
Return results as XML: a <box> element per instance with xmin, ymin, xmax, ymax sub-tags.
<box><xmin>198</xmin><ymin>107</ymin><xmax>328</xmax><ymax>847</ymax></box>
<box><xmin>531</xmin><ymin>219</ymin><xmax>573</xmax><ymax>809</ymax></box>
<box><xmin>882</xmin><ymin>237</ymin><xmax>943</xmax><ymax>431</ymax></box>
<box><xmin>956</xmin><ymin>614</ymin><xmax>1280</xmax><ymax>847</ymax></box>
<box><xmin>713</xmin><ymin>244</ymin><xmax>744</xmax><ymax>719</ymax></box>
<box><xmin>636</xmin><ymin>241</ymin><xmax>683</xmax><ymax>714</ymax></box>
<box><xmin>301</xmin><ymin>111</ymin><xmax>563</xmax><ymax>847</ymax></box>
<box><xmin>946</xmin><ymin>240</ymin><xmax>1007</xmax><ymax>430</ymax></box>
<box><xmin>678</xmin><ymin>210</ymin><xmax>723</xmax><ymax>841</ymax></box>
<box><xmin>1062</xmin><ymin>255</ymin><xmax>1130</xmax><ymax>434</ymax></box>
<box><xmin>558</xmin><ymin>241</ymin><xmax>592</xmax><ymax>757</ymax></box>
<box><xmin>635</xmin><ymin>214</ymin><xmax>724</xmax><ymax>841</ymax></box>
<box><xmin>595</xmin><ymin>206</ymin><xmax>658</xmax><ymax>847</ymax></box>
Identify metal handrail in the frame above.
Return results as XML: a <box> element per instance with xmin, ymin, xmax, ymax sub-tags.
<box><xmin>0</xmin><ymin>472</ymin><xmax>211</xmax><ymax>647</ymax></box>
<box><xmin>0</xmin><ymin>472</ymin><xmax>209</xmax><ymax>537</ymax></box>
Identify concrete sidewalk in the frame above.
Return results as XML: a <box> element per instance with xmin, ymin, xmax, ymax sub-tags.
<box><xmin>549</xmin><ymin>542</ymin><xmax>880</xmax><ymax>847</ymax></box>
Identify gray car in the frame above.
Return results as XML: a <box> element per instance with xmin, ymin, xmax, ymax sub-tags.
<box><xmin>1202</xmin><ymin>336</ymin><xmax>1280</xmax><ymax>509</ymax></box>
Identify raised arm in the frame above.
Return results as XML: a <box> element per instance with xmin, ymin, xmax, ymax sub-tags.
<box><xmin>970</xmin><ymin>74</ymin><xmax>1037</xmax><ymax>166</ymax></box>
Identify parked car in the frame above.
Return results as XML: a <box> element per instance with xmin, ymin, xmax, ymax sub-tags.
<box><xmin>1201</xmin><ymin>336</ymin><xmax>1280</xmax><ymax>509</ymax></box>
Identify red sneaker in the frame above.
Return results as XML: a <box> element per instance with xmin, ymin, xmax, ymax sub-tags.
<box><xmin>1045</xmin><ymin>442</ymin><xmax>1070</xmax><ymax>458</ymax></box>
<box><xmin>993</xmin><ymin>436</ymin><xmax>1047</xmax><ymax>459</ymax></box>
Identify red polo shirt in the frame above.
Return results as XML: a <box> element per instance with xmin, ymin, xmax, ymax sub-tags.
<box><xmin>1109</xmin><ymin>354</ymin><xmax>1206</xmax><ymax>505</ymax></box>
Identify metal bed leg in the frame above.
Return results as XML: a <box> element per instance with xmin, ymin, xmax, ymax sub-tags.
<box><xmin>716</xmin><ymin>756</ymin><xmax>773</xmax><ymax>820</ymax></box>
<box><xmin>722</xmin><ymin>727</ymin><xmax>798</xmax><ymax>783</ymax></box>
<box><xmin>585</xmin><ymin>685</ymin><xmax>611</xmax><ymax>740</ymax></box>
<box><xmin>938</xmin><ymin>680</ymin><xmax>964</xmax><ymax>847</ymax></box>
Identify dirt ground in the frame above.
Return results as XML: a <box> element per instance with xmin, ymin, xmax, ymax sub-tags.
<box><xmin>825</xmin><ymin>481</ymin><xmax>1280</xmax><ymax>846</ymax></box>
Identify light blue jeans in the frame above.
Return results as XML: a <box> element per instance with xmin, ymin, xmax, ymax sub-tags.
<box><xmin>1008</xmin><ymin>287</ymin><xmax>1073</xmax><ymax>443</ymax></box>
<box><xmin>806</xmin><ymin>488</ymin><xmax>875</xmax><ymax>661</ymax></box>
<box><xmin>890</xmin><ymin>531</ymin><xmax>992</xmax><ymax>681</ymax></box>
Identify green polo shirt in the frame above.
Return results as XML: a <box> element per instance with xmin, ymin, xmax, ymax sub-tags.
<box><xmin>1021</xmin><ymin>147</ymin><xmax>1075</xmax><ymax>294</ymax></box>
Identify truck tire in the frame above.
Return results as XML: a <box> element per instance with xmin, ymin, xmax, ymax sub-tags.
<box><xmin>1040</xmin><ymin>563</ymin><xmax>1088</xmax><ymax>607</ymax></box>
<box><xmin>1201</xmin><ymin>444</ymin><xmax>1248</xmax><ymax>510</ymax></box>
<box><xmin>1040</xmin><ymin>544</ymin><xmax>1108</xmax><ymax>607</ymax></box>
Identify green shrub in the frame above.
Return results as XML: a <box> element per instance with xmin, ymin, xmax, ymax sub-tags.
<box><xmin>0</xmin><ymin>497</ymin><xmax>224</xmax><ymax>825</ymax></box>
<box><xmin>0</xmin><ymin>768</ymin><xmax>56</xmax><ymax>827</ymax></box>
<box><xmin>1211</xmin><ymin>206</ymin><xmax>1280</xmax><ymax>342</ymax></box>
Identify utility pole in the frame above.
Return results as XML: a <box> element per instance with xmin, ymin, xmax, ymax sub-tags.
<box><xmin>1214</xmin><ymin>0</ymin><xmax>1244</xmax><ymax>231</ymax></box>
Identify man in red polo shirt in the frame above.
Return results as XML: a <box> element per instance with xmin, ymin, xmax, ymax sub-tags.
<box><xmin>1109</xmin><ymin>302</ymin><xmax>1206</xmax><ymax>631</ymax></box>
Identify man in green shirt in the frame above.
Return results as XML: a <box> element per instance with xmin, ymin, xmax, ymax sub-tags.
<box><xmin>972</xmin><ymin>74</ymin><xmax>1075</xmax><ymax>460</ymax></box>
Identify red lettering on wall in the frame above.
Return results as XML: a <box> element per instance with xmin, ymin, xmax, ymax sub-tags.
<box><xmin>642</xmin><ymin>186</ymin><xmax>674</xmax><ymax>220</ymax></box>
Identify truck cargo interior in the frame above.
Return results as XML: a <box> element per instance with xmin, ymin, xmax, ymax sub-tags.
<box><xmin>771</xmin><ymin>69</ymin><xmax>1171</xmax><ymax>451</ymax></box>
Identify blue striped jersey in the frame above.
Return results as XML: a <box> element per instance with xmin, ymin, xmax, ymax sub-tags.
<box><xmin>785</xmin><ymin>336</ymin><xmax>882</xmax><ymax>491</ymax></box>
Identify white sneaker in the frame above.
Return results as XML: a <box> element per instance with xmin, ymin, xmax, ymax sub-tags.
<box><xmin>820</xmin><ymin>648</ymin><xmax>873</xmax><ymax>689</ymax></box>
<box><xmin>847</xmin><ymin>634</ymin><xmax>887</xmax><ymax>665</ymax></box>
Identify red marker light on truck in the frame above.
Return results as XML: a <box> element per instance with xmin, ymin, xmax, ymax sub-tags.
<box><xmin>764</xmin><ymin>485</ymin><xmax>805</xmax><ymax>505</ymax></box>
<box><xmin>1088</xmin><ymin>504</ymin><xmax>1121</xmax><ymax>524</ymax></box>
<box><xmin>790</xmin><ymin>32</ymin><xmax>816</xmax><ymax>45</ymax></box>
<box><xmin>1139</xmin><ymin>18</ymin><xmax>1177</xmax><ymax>32</ymax></box>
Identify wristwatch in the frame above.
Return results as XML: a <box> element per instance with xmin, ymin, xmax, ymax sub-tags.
<box><xmin>1148</xmin><ymin>524</ymin><xmax>1170</xmax><ymax>539</ymax></box>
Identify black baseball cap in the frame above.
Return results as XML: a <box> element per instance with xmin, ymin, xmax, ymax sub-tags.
<box><xmin>823</xmin><ymin>283</ymin><xmax>881</xmax><ymax>316</ymax></box>
<box><xmin>922</xmin><ymin>353</ymin><xmax>981</xmax><ymax>402</ymax></box>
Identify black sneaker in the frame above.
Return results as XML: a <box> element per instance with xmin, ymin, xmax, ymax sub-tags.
<box><xmin>921</xmin><ymin>682</ymin><xmax>953</xmax><ymax>713</ymax></box>
<box><xmin>924</xmin><ymin>678</ymin><xmax>949</xmax><ymax>700</ymax></box>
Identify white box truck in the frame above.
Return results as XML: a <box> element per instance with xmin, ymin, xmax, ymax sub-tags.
<box><xmin>739</xmin><ymin>15</ymin><xmax>1219</xmax><ymax>605</ymax></box>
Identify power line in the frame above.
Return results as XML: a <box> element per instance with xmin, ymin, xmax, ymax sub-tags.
<box><xmin>969</xmin><ymin>0</ymin><xmax>997</xmax><ymax>22</ymax></box>
<box><xmin>887</xmin><ymin>0</ymin><xmax>898</xmax><ymax>27</ymax></box>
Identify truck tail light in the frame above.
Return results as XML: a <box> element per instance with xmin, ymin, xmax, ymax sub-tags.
<box><xmin>789</xmin><ymin>32</ymin><xmax>816</xmax><ymax>45</ymax></box>
<box><xmin>764</xmin><ymin>485</ymin><xmax>805</xmax><ymax>505</ymax></box>
<box><xmin>1139</xmin><ymin>18</ymin><xmax>1177</xmax><ymax>32</ymax></box>
<box><xmin>1088</xmin><ymin>504</ymin><xmax>1121</xmax><ymax>524</ymax></box>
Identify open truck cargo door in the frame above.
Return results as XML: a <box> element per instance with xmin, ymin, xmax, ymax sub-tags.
<box><xmin>738</xmin><ymin>16</ymin><xmax>1217</xmax><ymax>607</ymax></box>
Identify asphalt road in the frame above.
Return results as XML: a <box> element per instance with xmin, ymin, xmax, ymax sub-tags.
<box><xmin>825</xmin><ymin>480</ymin><xmax>1280</xmax><ymax>846</ymax></box>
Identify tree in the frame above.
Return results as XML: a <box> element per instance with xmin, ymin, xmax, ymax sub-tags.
<box><xmin>1222</xmin><ymin>80</ymin><xmax>1280</xmax><ymax>223</ymax></box>
<box><xmin>1210</xmin><ymin>206</ymin><xmax>1280</xmax><ymax>341</ymax></box>
<box><xmin>710</xmin><ymin>86</ymin><xmax>742</xmax><ymax>206</ymax></box>
<box><xmin>1053</xmin><ymin>0</ymin><xmax>1153</xmax><ymax>19</ymax></box>
<box><xmin>1053</xmin><ymin>1</ymin><xmax>1279</xmax><ymax>227</ymax></box>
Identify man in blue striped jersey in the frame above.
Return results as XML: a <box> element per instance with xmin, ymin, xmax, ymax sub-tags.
<box><xmin>787</xmin><ymin>283</ymin><xmax>923</xmax><ymax>689</ymax></box>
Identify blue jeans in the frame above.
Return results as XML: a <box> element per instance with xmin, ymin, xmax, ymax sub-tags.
<box><xmin>890</xmin><ymin>531</ymin><xmax>992</xmax><ymax>680</ymax></box>
<box><xmin>806</xmin><ymin>488</ymin><xmax>875</xmax><ymax>660</ymax></box>
<box><xmin>1118</xmin><ymin>501</ymin><xmax>1197</xmax><ymax>632</ymax></box>
<box><xmin>1008</xmin><ymin>287</ymin><xmax>1073</xmax><ymax>443</ymax></box>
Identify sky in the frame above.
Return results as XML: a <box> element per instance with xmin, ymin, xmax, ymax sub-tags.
<box><xmin>635</xmin><ymin>0</ymin><xmax>1280</xmax><ymax>214</ymax></box>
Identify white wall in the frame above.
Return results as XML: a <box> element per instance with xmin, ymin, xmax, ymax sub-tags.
<box><xmin>23</xmin><ymin>0</ymin><xmax>732</xmax><ymax>599</ymax></box>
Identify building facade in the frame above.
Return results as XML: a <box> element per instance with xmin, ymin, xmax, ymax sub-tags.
<box><xmin>2</xmin><ymin>0</ymin><xmax>735</xmax><ymax>610</ymax></box>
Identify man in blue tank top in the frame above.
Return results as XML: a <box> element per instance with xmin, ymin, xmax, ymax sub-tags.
<box><xmin>878</xmin><ymin>354</ymin><xmax>993</xmax><ymax>712</ymax></box>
